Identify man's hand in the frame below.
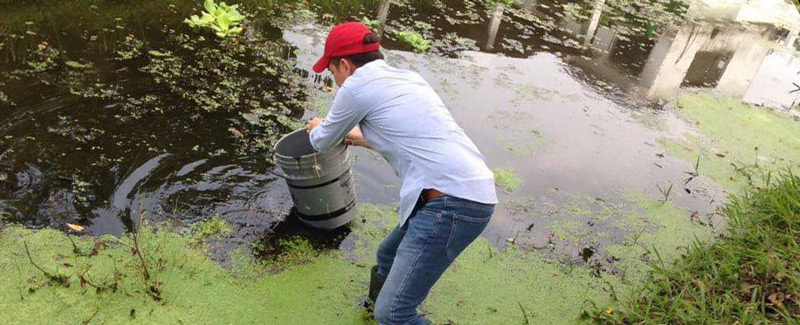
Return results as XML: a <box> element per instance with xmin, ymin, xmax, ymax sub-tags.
<box><xmin>306</xmin><ymin>117</ymin><xmax>323</xmax><ymax>133</ymax></box>
<box><xmin>346</xmin><ymin>126</ymin><xmax>371</xmax><ymax>149</ymax></box>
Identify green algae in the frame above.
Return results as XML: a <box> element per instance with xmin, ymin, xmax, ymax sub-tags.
<box><xmin>189</xmin><ymin>216</ymin><xmax>231</xmax><ymax>244</ymax></box>
<box><xmin>0</xmin><ymin>223</ymin><xmax>368</xmax><ymax>324</ymax></box>
<box><xmin>492</xmin><ymin>167</ymin><xmax>523</xmax><ymax>192</ymax></box>
<box><xmin>487</xmin><ymin>110</ymin><xmax>550</xmax><ymax>156</ymax></box>
<box><xmin>0</xmin><ymin>196</ymin><xmax>716</xmax><ymax>324</ymax></box>
<box><xmin>660</xmin><ymin>94</ymin><xmax>800</xmax><ymax>194</ymax></box>
<box><xmin>606</xmin><ymin>192</ymin><xmax>714</xmax><ymax>284</ymax></box>
<box><xmin>550</xmin><ymin>218</ymin><xmax>584</xmax><ymax>242</ymax></box>
<box><xmin>424</xmin><ymin>243</ymin><xmax>620</xmax><ymax>324</ymax></box>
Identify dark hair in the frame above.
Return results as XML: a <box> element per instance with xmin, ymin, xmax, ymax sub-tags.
<box><xmin>330</xmin><ymin>34</ymin><xmax>384</xmax><ymax>69</ymax></box>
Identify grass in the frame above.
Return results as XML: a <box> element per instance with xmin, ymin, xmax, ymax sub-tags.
<box><xmin>589</xmin><ymin>172</ymin><xmax>800</xmax><ymax>323</ymax></box>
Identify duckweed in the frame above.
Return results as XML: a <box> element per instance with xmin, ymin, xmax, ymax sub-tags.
<box><xmin>660</xmin><ymin>94</ymin><xmax>800</xmax><ymax>194</ymax></box>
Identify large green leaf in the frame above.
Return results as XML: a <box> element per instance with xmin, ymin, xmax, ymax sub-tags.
<box><xmin>203</xmin><ymin>0</ymin><xmax>217</xmax><ymax>14</ymax></box>
<box><xmin>217</xmin><ymin>15</ymin><xmax>231</xmax><ymax>31</ymax></box>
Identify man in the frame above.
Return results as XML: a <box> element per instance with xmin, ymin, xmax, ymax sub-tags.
<box><xmin>306</xmin><ymin>22</ymin><xmax>498</xmax><ymax>325</ymax></box>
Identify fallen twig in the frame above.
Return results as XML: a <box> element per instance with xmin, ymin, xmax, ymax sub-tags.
<box><xmin>518</xmin><ymin>302</ymin><xmax>530</xmax><ymax>324</ymax></box>
<box><xmin>81</xmin><ymin>309</ymin><xmax>100</xmax><ymax>325</ymax></box>
<box><xmin>132</xmin><ymin>211</ymin><xmax>151</xmax><ymax>281</ymax></box>
<box><xmin>23</xmin><ymin>241</ymin><xmax>69</xmax><ymax>285</ymax></box>
<box><xmin>66</xmin><ymin>234</ymin><xmax>85</xmax><ymax>256</ymax></box>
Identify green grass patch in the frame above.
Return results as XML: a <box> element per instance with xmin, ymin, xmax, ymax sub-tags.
<box><xmin>590</xmin><ymin>172</ymin><xmax>800</xmax><ymax>323</ymax></box>
<box><xmin>493</xmin><ymin>167</ymin><xmax>523</xmax><ymax>192</ymax></box>
<box><xmin>660</xmin><ymin>94</ymin><xmax>800</xmax><ymax>194</ymax></box>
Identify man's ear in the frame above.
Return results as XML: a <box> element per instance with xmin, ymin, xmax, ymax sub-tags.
<box><xmin>344</xmin><ymin>59</ymin><xmax>356</xmax><ymax>75</ymax></box>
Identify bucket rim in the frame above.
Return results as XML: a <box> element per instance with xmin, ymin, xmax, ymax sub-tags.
<box><xmin>273</xmin><ymin>129</ymin><xmax>347</xmax><ymax>161</ymax></box>
<box><xmin>273</xmin><ymin>129</ymin><xmax>315</xmax><ymax>159</ymax></box>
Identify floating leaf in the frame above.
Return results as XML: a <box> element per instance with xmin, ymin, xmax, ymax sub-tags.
<box><xmin>147</xmin><ymin>50</ymin><xmax>171</xmax><ymax>57</ymax></box>
<box><xmin>66</xmin><ymin>223</ymin><xmax>85</xmax><ymax>232</ymax></box>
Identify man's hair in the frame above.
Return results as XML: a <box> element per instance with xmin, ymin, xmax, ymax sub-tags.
<box><xmin>330</xmin><ymin>34</ymin><xmax>384</xmax><ymax>69</ymax></box>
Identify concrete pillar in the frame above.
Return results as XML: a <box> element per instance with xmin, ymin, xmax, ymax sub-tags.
<box><xmin>785</xmin><ymin>29</ymin><xmax>799</xmax><ymax>48</ymax></box>
<box><xmin>584</xmin><ymin>0</ymin><xmax>606</xmax><ymax>46</ymax></box>
<box><xmin>376</xmin><ymin>0</ymin><xmax>391</xmax><ymax>36</ymax></box>
<box><xmin>485</xmin><ymin>4</ymin><xmax>506</xmax><ymax>50</ymax></box>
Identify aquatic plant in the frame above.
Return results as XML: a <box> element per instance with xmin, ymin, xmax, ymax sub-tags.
<box><xmin>190</xmin><ymin>216</ymin><xmax>232</xmax><ymax>244</ymax></box>
<box><xmin>656</xmin><ymin>182</ymin><xmax>673</xmax><ymax>204</ymax></box>
<box><xmin>484</xmin><ymin>0</ymin><xmax>514</xmax><ymax>10</ymax></box>
<box><xmin>360</xmin><ymin>16</ymin><xmax>382</xmax><ymax>30</ymax></box>
<box><xmin>604</xmin><ymin>0</ymin><xmax>689</xmax><ymax>38</ymax></box>
<box><xmin>492</xmin><ymin>167</ymin><xmax>523</xmax><ymax>192</ymax></box>
<box><xmin>25</xmin><ymin>41</ymin><xmax>60</xmax><ymax>73</ymax></box>
<box><xmin>184</xmin><ymin>0</ymin><xmax>246</xmax><ymax>38</ymax></box>
<box><xmin>0</xmin><ymin>192</ymin><xmax>716</xmax><ymax>324</ymax></box>
<box><xmin>0</xmin><ymin>0</ymin><xmax>307</xmax><ymax>228</ymax></box>
<box><xmin>394</xmin><ymin>30</ymin><xmax>432</xmax><ymax>53</ymax></box>
<box><xmin>659</xmin><ymin>94</ymin><xmax>800</xmax><ymax>194</ymax></box>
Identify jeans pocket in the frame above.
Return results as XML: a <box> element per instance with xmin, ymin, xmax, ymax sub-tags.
<box><xmin>445</xmin><ymin>211</ymin><xmax>492</xmax><ymax>261</ymax></box>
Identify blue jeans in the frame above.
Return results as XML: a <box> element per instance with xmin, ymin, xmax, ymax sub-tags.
<box><xmin>374</xmin><ymin>195</ymin><xmax>495</xmax><ymax>325</ymax></box>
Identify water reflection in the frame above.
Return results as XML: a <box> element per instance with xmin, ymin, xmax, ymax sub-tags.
<box><xmin>376</xmin><ymin>0</ymin><xmax>391</xmax><ymax>36</ymax></box>
<box><xmin>485</xmin><ymin>3</ymin><xmax>506</xmax><ymax>50</ymax></box>
<box><xmin>556</xmin><ymin>0</ymin><xmax>800</xmax><ymax>108</ymax></box>
<box><xmin>583</xmin><ymin>0</ymin><xmax>605</xmax><ymax>47</ymax></box>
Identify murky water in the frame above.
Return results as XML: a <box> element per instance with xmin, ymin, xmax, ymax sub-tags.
<box><xmin>1</xmin><ymin>0</ymin><xmax>798</xmax><ymax>264</ymax></box>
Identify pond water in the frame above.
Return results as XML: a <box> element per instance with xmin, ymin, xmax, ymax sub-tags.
<box><xmin>1</xmin><ymin>0</ymin><xmax>798</xmax><ymax>264</ymax></box>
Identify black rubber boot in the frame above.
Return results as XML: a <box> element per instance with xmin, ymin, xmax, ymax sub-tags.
<box><xmin>368</xmin><ymin>265</ymin><xmax>385</xmax><ymax>303</ymax></box>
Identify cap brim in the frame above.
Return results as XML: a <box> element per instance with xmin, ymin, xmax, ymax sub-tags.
<box><xmin>312</xmin><ymin>56</ymin><xmax>330</xmax><ymax>73</ymax></box>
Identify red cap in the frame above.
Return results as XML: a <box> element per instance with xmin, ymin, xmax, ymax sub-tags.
<box><xmin>312</xmin><ymin>22</ymin><xmax>381</xmax><ymax>73</ymax></box>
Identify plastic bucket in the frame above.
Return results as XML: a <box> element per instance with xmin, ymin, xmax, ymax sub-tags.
<box><xmin>273</xmin><ymin>130</ymin><xmax>357</xmax><ymax>230</ymax></box>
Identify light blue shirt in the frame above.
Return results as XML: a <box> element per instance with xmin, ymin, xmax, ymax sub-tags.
<box><xmin>310</xmin><ymin>60</ymin><xmax>498</xmax><ymax>226</ymax></box>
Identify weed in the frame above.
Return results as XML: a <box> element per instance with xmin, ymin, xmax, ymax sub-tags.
<box><xmin>656</xmin><ymin>182</ymin><xmax>673</xmax><ymax>204</ymax></box>
<box><xmin>590</xmin><ymin>172</ymin><xmax>800</xmax><ymax>323</ymax></box>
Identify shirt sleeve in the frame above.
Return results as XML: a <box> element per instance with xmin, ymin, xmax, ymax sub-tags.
<box><xmin>309</xmin><ymin>87</ymin><xmax>366</xmax><ymax>153</ymax></box>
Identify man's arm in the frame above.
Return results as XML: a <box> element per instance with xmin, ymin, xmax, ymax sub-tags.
<box><xmin>345</xmin><ymin>125</ymin><xmax>371</xmax><ymax>149</ymax></box>
<box><xmin>307</xmin><ymin>88</ymin><xmax>366</xmax><ymax>153</ymax></box>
